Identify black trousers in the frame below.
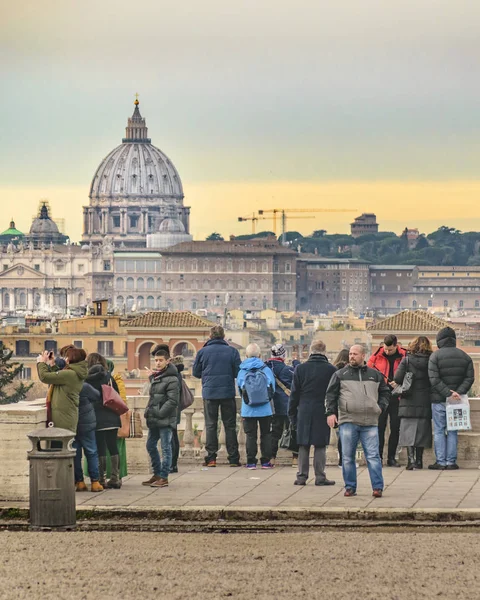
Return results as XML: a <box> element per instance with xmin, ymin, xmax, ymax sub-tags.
<box><xmin>203</xmin><ymin>398</ymin><xmax>240</xmax><ymax>464</ymax></box>
<box><xmin>243</xmin><ymin>416</ymin><xmax>272</xmax><ymax>465</ymax></box>
<box><xmin>378</xmin><ymin>398</ymin><xmax>400</xmax><ymax>461</ymax></box>
<box><xmin>171</xmin><ymin>427</ymin><xmax>180</xmax><ymax>469</ymax></box>
<box><xmin>95</xmin><ymin>429</ymin><xmax>119</xmax><ymax>458</ymax></box>
<box><xmin>271</xmin><ymin>414</ymin><xmax>298</xmax><ymax>458</ymax></box>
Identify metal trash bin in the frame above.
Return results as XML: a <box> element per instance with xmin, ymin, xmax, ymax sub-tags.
<box><xmin>27</xmin><ymin>427</ymin><xmax>77</xmax><ymax>530</ymax></box>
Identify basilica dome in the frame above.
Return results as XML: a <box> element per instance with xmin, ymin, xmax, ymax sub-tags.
<box><xmin>158</xmin><ymin>217</ymin><xmax>186</xmax><ymax>234</ymax></box>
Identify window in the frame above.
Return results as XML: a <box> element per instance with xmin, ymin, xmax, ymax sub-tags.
<box><xmin>381</xmin><ymin>300</ymin><xmax>386</xmax><ymax>308</ymax></box>
<box><xmin>44</xmin><ymin>340</ymin><xmax>57</xmax><ymax>354</ymax></box>
<box><xmin>396</xmin><ymin>300</ymin><xmax>401</xmax><ymax>308</ymax></box>
<box><xmin>2</xmin><ymin>265</ymin><xmax>7</xmax><ymax>271</ymax></box>
<box><xmin>285</xmin><ymin>263</ymin><xmax>291</xmax><ymax>273</ymax></box>
<box><xmin>227</xmin><ymin>260</ymin><xmax>233</xmax><ymax>273</ymax></box>
<box><xmin>146</xmin><ymin>261</ymin><xmax>155</xmax><ymax>273</ymax></box>
<box><xmin>262</xmin><ymin>262</ymin><xmax>268</xmax><ymax>273</ymax></box>
<box><xmin>285</xmin><ymin>301</ymin><xmax>291</xmax><ymax>310</ymax></box>
<box><xmin>192</xmin><ymin>300</ymin><xmax>197</xmax><ymax>310</ymax></box>
<box><xmin>116</xmin><ymin>277</ymin><xmax>124</xmax><ymax>291</ymax></box>
<box><xmin>97</xmin><ymin>341</ymin><xmax>114</xmax><ymax>356</ymax></box>
<box><xmin>147</xmin><ymin>296</ymin><xmax>155</xmax><ymax>309</ymax></box>
<box><xmin>459</xmin><ymin>300</ymin><xmax>464</xmax><ymax>308</ymax></box>
<box><xmin>73</xmin><ymin>340</ymin><xmax>83</xmax><ymax>349</ymax></box>
<box><xmin>113</xmin><ymin>215</ymin><xmax>121</xmax><ymax>228</ymax></box>
<box><xmin>130</xmin><ymin>215</ymin><xmax>139</xmax><ymax>228</ymax></box>
<box><xmin>428</xmin><ymin>300</ymin><xmax>432</xmax><ymax>307</ymax></box>
<box><xmin>396</xmin><ymin>273</ymin><xmax>402</xmax><ymax>277</ymax></box>
<box><xmin>137</xmin><ymin>277</ymin><xmax>144</xmax><ymax>291</ymax></box>
<box><xmin>18</xmin><ymin>367</ymin><xmax>32</xmax><ymax>380</ymax></box>
<box><xmin>444</xmin><ymin>300</ymin><xmax>448</xmax><ymax>307</ymax></box>
<box><xmin>179</xmin><ymin>299</ymin><xmax>185</xmax><ymax>310</ymax></box>
<box><xmin>136</xmin><ymin>260</ymin><xmax>146</xmax><ymax>273</ymax></box>
<box><xmin>55</xmin><ymin>262</ymin><xmax>65</xmax><ymax>272</ymax></box>
<box><xmin>147</xmin><ymin>277</ymin><xmax>155</xmax><ymax>290</ymax></box>
<box><xmin>126</xmin><ymin>277</ymin><xmax>134</xmax><ymax>291</ymax></box>
<box><xmin>380</xmin><ymin>273</ymin><xmax>386</xmax><ymax>277</ymax></box>
<box><xmin>476</xmin><ymin>300</ymin><xmax>479</xmax><ymax>308</ymax></box>
<box><xmin>78</xmin><ymin>264</ymin><xmax>84</xmax><ymax>273</ymax></box>
<box><xmin>34</xmin><ymin>264</ymin><xmax>40</xmax><ymax>271</ymax></box>
<box><xmin>273</xmin><ymin>262</ymin><xmax>279</xmax><ymax>273</ymax></box>
<box><xmin>167</xmin><ymin>261</ymin><xmax>172</xmax><ymax>272</ymax></box>
<box><xmin>116</xmin><ymin>260</ymin><xmax>125</xmax><ymax>272</ymax></box>
<box><xmin>103</xmin><ymin>260</ymin><xmax>111</xmax><ymax>271</ymax></box>
<box><xmin>412</xmin><ymin>300</ymin><xmax>417</xmax><ymax>308</ymax></box>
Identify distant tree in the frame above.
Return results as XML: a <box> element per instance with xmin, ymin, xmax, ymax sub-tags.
<box><xmin>279</xmin><ymin>231</ymin><xmax>303</xmax><ymax>245</ymax></box>
<box><xmin>206</xmin><ymin>232</ymin><xmax>224</xmax><ymax>241</ymax></box>
<box><xmin>415</xmin><ymin>235</ymin><xmax>429</xmax><ymax>250</ymax></box>
<box><xmin>311</xmin><ymin>229</ymin><xmax>327</xmax><ymax>238</ymax></box>
<box><xmin>234</xmin><ymin>231</ymin><xmax>275</xmax><ymax>240</ymax></box>
<box><xmin>0</xmin><ymin>345</ymin><xmax>33</xmax><ymax>405</ymax></box>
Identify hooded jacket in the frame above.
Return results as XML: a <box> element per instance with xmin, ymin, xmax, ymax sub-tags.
<box><xmin>77</xmin><ymin>382</ymin><xmax>97</xmax><ymax>436</ymax></box>
<box><xmin>144</xmin><ymin>363</ymin><xmax>179</xmax><ymax>429</ymax></box>
<box><xmin>394</xmin><ymin>352</ymin><xmax>432</xmax><ymax>419</ymax></box>
<box><xmin>37</xmin><ymin>361</ymin><xmax>88</xmax><ymax>433</ymax></box>
<box><xmin>193</xmin><ymin>338</ymin><xmax>241</xmax><ymax>400</ymax></box>
<box><xmin>237</xmin><ymin>357</ymin><xmax>275</xmax><ymax>418</ymax></box>
<box><xmin>85</xmin><ymin>365</ymin><xmax>121</xmax><ymax>430</ymax></box>
<box><xmin>428</xmin><ymin>327</ymin><xmax>474</xmax><ymax>403</ymax></box>
<box><xmin>367</xmin><ymin>346</ymin><xmax>406</xmax><ymax>382</ymax></box>
<box><xmin>325</xmin><ymin>363</ymin><xmax>390</xmax><ymax>427</ymax></box>
<box><xmin>264</xmin><ymin>357</ymin><xmax>293</xmax><ymax>415</ymax></box>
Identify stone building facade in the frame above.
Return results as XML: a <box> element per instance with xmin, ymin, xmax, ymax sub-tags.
<box><xmin>369</xmin><ymin>265</ymin><xmax>416</xmax><ymax>314</ymax></box>
<box><xmin>350</xmin><ymin>213</ymin><xmax>378</xmax><ymax>238</ymax></box>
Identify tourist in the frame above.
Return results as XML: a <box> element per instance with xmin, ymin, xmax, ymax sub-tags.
<box><xmin>367</xmin><ymin>334</ymin><xmax>406</xmax><ymax>466</ymax></box>
<box><xmin>264</xmin><ymin>343</ymin><xmax>298</xmax><ymax>467</ymax></box>
<box><xmin>86</xmin><ymin>353</ymin><xmax>122</xmax><ymax>489</ymax></box>
<box><xmin>142</xmin><ymin>349</ymin><xmax>180</xmax><ymax>488</ymax></box>
<box><xmin>237</xmin><ymin>343</ymin><xmax>275</xmax><ymax>469</ymax></box>
<box><xmin>193</xmin><ymin>325</ymin><xmax>241</xmax><ymax>467</ymax></box>
<box><xmin>289</xmin><ymin>340</ymin><xmax>337</xmax><ymax>486</ymax></box>
<box><xmin>428</xmin><ymin>327</ymin><xmax>474</xmax><ymax>470</ymax></box>
<box><xmin>393</xmin><ymin>336</ymin><xmax>433</xmax><ymax>470</ymax></box>
<box><xmin>326</xmin><ymin>344</ymin><xmax>390</xmax><ymax>497</ymax></box>
<box><xmin>170</xmin><ymin>354</ymin><xmax>185</xmax><ymax>473</ymax></box>
<box><xmin>333</xmin><ymin>349</ymin><xmax>350</xmax><ymax>467</ymax></box>
<box><xmin>74</xmin><ymin>380</ymin><xmax>103</xmax><ymax>492</ymax></box>
<box><xmin>36</xmin><ymin>346</ymin><xmax>88</xmax><ymax>433</ymax></box>
<box><xmin>106</xmin><ymin>359</ymin><xmax>128</xmax><ymax>481</ymax></box>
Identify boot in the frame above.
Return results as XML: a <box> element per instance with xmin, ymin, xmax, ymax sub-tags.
<box><xmin>406</xmin><ymin>447</ymin><xmax>416</xmax><ymax>470</ymax></box>
<box><xmin>98</xmin><ymin>456</ymin><xmax>107</xmax><ymax>487</ymax></box>
<box><xmin>90</xmin><ymin>481</ymin><xmax>104</xmax><ymax>492</ymax></box>
<box><xmin>415</xmin><ymin>447</ymin><xmax>424</xmax><ymax>470</ymax></box>
<box><xmin>106</xmin><ymin>455</ymin><xmax>122</xmax><ymax>489</ymax></box>
<box><xmin>75</xmin><ymin>481</ymin><xmax>88</xmax><ymax>492</ymax></box>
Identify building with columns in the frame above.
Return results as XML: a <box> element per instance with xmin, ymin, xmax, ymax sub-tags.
<box><xmin>82</xmin><ymin>99</ymin><xmax>190</xmax><ymax>247</ymax></box>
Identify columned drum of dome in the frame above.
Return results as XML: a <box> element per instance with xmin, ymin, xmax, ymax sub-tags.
<box><xmin>82</xmin><ymin>99</ymin><xmax>190</xmax><ymax>248</ymax></box>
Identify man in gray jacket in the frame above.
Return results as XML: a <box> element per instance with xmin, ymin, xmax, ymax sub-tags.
<box><xmin>326</xmin><ymin>345</ymin><xmax>390</xmax><ymax>497</ymax></box>
<box><xmin>428</xmin><ymin>327</ymin><xmax>474</xmax><ymax>470</ymax></box>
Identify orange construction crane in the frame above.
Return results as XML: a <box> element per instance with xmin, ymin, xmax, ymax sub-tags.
<box><xmin>238</xmin><ymin>213</ymin><xmax>314</xmax><ymax>235</ymax></box>
<box><xmin>258</xmin><ymin>208</ymin><xmax>357</xmax><ymax>243</ymax></box>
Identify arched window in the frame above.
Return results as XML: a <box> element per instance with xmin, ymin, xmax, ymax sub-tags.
<box><xmin>126</xmin><ymin>295</ymin><xmax>134</xmax><ymax>310</ymax></box>
<box><xmin>126</xmin><ymin>277</ymin><xmax>134</xmax><ymax>291</ymax></box>
<box><xmin>137</xmin><ymin>296</ymin><xmax>144</xmax><ymax>308</ymax></box>
<box><xmin>412</xmin><ymin>300</ymin><xmax>417</xmax><ymax>308</ymax></box>
<box><xmin>396</xmin><ymin>300</ymin><xmax>401</xmax><ymax>308</ymax></box>
<box><xmin>147</xmin><ymin>277</ymin><xmax>155</xmax><ymax>290</ymax></box>
<box><xmin>157</xmin><ymin>296</ymin><xmax>162</xmax><ymax>309</ymax></box>
<box><xmin>215</xmin><ymin>279</ymin><xmax>222</xmax><ymax>290</ymax></box>
<box><xmin>137</xmin><ymin>277</ymin><xmax>144</xmax><ymax>291</ymax></box>
<box><xmin>227</xmin><ymin>260</ymin><xmax>233</xmax><ymax>273</ymax></box>
<box><xmin>116</xmin><ymin>277</ymin><xmax>124</xmax><ymax>291</ymax></box>
<box><xmin>262</xmin><ymin>262</ymin><xmax>268</xmax><ymax>273</ymax></box>
<box><xmin>203</xmin><ymin>279</ymin><xmax>210</xmax><ymax>290</ymax></box>
<box><xmin>116</xmin><ymin>295</ymin><xmax>124</xmax><ymax>307</ymax></box>
<box><xmin>146</xmin><ymin>296</ymin><xmax>154</xmax><ymax>308</ymax></box>
<box><xmin>262</xmin><ymin>280</ymin><xmax>268</xmax><ymax>291</ymax></box>
<box><xmin>19</xmin><ymin>292</ymin><xmax>26</xmax><ymax>306</ymax></box>
<box><xmin>179</xmin><ymin>299</ymin><xmax>185</xmax><ymax>310</ymax></box>
<box><xmin>251</xmin><ymin>260</ymin><xmax>257</xmax><ymax>272</ymax></box>
<box><xmin>157</xmin><ymin>278</ymin><xmax>162</xmax><ymax>290</ymax></box>
<box><xmin>475</xmin><ymin>300</ymin><xmax>479</xmax><ymax>308</ymax></box>
<box><xmin>239</xmin><ymin>260</ymin><xmax>245</xmax><ymax>272</ymax></box>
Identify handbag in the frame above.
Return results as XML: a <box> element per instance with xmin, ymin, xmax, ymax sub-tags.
<box><xmin>280</xmin><ymin>424</ymin><xmax>298</xmax><ymax>452</ymax></box>
<box><xmin>102</xmin><ymin>380</ymin><xmax>129</xmax><ymax>415</ymax></box>
<box><xmin>180</xmin><ymin>378</ymin><xmax>194</xmax><ymax>410</ymax></box>
<box><xmin>117</xmin><ymin>410</ymin><xmax>131</xmax><ymax>438</ymax></box>
<box><xmin>391</xmin><ymin>356</ymin><xmax>414</xmax><ymax>398</ymax></box>
<box><xmin>129</xmin><ymin>410</ymin><xmax>144</xmax><ymax>438</ymax></box>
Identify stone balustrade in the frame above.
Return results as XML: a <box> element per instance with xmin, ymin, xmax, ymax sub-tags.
<box><xmin>1</xmin><ymin>396</ymin><xmax>480</xmax><ymax>501</ymax></box>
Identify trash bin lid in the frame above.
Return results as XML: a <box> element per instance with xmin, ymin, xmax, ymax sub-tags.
<box><xmin>27</xmin><ymin>427</ymin><xmax>76</xmax><ymax>442</ymax></box>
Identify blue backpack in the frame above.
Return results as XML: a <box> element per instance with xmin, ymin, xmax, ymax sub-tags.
<box><xmin>242</xmin><ymin>367</ymin><xmax>271</xmax><ymax>406</ymax></box>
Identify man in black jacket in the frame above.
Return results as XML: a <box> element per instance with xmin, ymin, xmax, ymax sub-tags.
<box><xmin>428</xmin><ymin>327</ymin><xmax>474</xmax><ymax>470</ymax></box>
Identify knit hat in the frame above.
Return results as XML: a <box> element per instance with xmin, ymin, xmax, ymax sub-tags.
<box><xmin>271</xmin><ymin>343</ymin><xmax>286</xmax><ymax>358</ymax></box>
<box><xmin>171</xmin><ymin>355</ymin><xmax>184</xmax><ymax>366</ymax></box>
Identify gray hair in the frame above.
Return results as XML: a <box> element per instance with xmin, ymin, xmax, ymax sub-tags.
<box><xmin>245</xmin><ymin>343</ymin><xmax>261</xmax><ymax>358</ymax></box>
<box><xmin>310</xmin><ymin>340</ymin><xmax>326</xmax><ymax>355</ymax></box>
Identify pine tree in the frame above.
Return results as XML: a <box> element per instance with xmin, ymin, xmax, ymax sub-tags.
<box><xmin>0</xmin><ymin>344</ymin><xmax>33</xmax><ymax>405</ymax></box>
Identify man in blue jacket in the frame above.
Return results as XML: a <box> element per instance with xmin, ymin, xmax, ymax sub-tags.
<box><xmin>193</xmin><ymin>325</ymin><xmax>242</xmax><ymax>467</ymax></box>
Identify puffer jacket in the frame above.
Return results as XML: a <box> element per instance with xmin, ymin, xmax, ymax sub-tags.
<box><xmin>264</xmin><ymin>358</ymin><xmax>293</xmax><ymax>415</ymax></box>
<box><xmin>193</xmin><ymin>338</ymin><xmax>241</xmax><ymax>400</ymax></box>
<box><xmin>77</xmin><ymin>383</ymin><xmax>97</xmax><ymax>436</ymax></box>
<box><xmin>367</xmin><ymin>346</ymin><xmax>406</xmax><ymax>382</ymax></box>
<box><xmin>394</xmin><ymin>353</ymin><xmax>432</xmax><ymax>419</ymax></box>
<box><xmin>325</xmin><ymin>364</ymin><xmax>390</xmax><ymax>426</ymax></box>
<box><xmin>86</xmin><ymin>365</ymin><xmax>121</xmax><ymax>430</ymax></box>
<box><xmin>428</xmin><ymin>327</ymin><xmax>474</xmax><ymax>403</ymax></box>
<box><xmin>144</xmin><ymin>363</ymin><xmax>179</xmax><ymax>429</ymax></box>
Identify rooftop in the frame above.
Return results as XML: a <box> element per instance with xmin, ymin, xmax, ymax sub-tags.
<box><xmin>367</xmin><ymin>310</ymin><xmax>450</xmax><ymax>332</ymax></box>
<box><xmin>126</xmin><ymin>311</ymin><xmax>214</xmax><ymax>328</ymax></box>
<box><xmin>162</xmin><ymin>240</ymin><xmax>296</xmax><ymax>255</ymax></box>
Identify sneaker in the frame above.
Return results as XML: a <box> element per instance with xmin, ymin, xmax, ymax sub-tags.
<box><xmin>344</xmin><ymin>488</ymin><xmax>357</xmax><ymax>497</ymax></box>
<box><xmin>150</xmin><ymin>478</ymin><xmax>169</xmax><ymax>488</ymax></box>
<box><xmin>428</xmin><ymin>463</ymin><xmax>446</xmax><ymax>470</ymax></box>
<box><xmin>229</xmin><ymin>463</ymin><xmax>242</xmax><ymax>468</ymax></box>
<box><xmin>372</xmin><ymin>489</ymin><xmax>383</xmax><ymax>498</ymax></box>
<box><xmin>315</xmin><ymin>479</ymin><xmax>335</xmax><ymax>486</ymax></box>
<box><xmin>246</xmin><ymin>464</ymin><xmax>257</xmax><ymax>470</ymax></box>
<box><xmin>142</xmin><ymin>475</ymin><xmax>161</xmax><ymax>486</ymax></box>
<box><xmin>261</xmin><ymin>462</ymin><xmax>275</xmax><ymax>469</ymax></box>
<box><xmin>445</xmin><ymin>464</ymin><xmax>460</xmax><ymax>470</ymax></box>
<box><xmin>206</xmin><ymin>460</ymin><xmax>216</xmax><ymax>468</ymax></box>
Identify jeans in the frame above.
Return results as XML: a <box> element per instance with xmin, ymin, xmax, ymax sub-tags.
<box><xmin>171</xmin><ymin>427</ymin><xmax>180</xmax><ymax>469</ymax></box>
<box><xmin>74</xmin><ymin>429</ymin><xmax>99</xmax><ymax>482</ymax></box>
<box><xmin>378</xmin><ymin>396</ymin><xmax>400</xmax><ymax>460</ymax></box>
<box><xmin>243</xmin><ymin>416</ymin><xmax>272</xmax><ymax>465</ymax></box>
<box><xmin>204</xmin><ymin>398</ymin><xmax>240</xmax><ymax>464</ymax></box>
<box><xmin>146</xmin><ymin>427</ymin><xmax>173</xmax><ymax>479</ymax></box>
<box><xmin>340</xmin><ymin>423</ymin><xmax>384</xmax><ymax>492</ymax></box>
<box><xmin>432</xmin><ymin>403</ymin><xmax>458</xmax><ymax>466</ymax></box>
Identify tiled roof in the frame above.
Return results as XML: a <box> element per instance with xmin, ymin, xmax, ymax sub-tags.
<box><xmin>162</xmin><ymin>240</ymin><xmax>296</xmax><ymax>255</ymax></box>
<box><xmin>367</xmin><ymin>310</ymin><xmax>450</xmax><ymax>332</ymax></box>
<box><xmin>126</xmin><ymin>311</ymin><xmax>214</xmax><ymax>328</ymax></box>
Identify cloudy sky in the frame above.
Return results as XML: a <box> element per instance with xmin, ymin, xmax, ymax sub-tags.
<box><xmin>1</xmin><ymin>0</ymin><xmax>480</xmax><ymax>240</ymax></box>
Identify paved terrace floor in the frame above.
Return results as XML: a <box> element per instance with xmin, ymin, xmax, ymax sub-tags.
<box><xmin>66</xmin><ymin>465</ymin><xmax>480</xmax><ymax>511</ymax></box>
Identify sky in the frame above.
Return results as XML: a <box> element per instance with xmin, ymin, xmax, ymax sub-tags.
<box><xmin>1</xmin><ymin>0</ymin><xmax>480</xmax><ymax>241</ymax></box>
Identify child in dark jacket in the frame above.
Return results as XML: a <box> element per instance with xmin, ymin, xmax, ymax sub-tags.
<box><xmin>143</xmin><ymin>350</ymin><xmax>180</xmax><ymax>488</ymax></box>
<box><xmin>74</xmin><ymin>382</ymin><xmax>103</xmax><ymax>492</ymax></box>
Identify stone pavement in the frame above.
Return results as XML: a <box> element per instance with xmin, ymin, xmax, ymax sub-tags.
<box><xmin>69</xmin><ymin>464</ymin><xmax>480</xmax><ymax>511</ymax></box>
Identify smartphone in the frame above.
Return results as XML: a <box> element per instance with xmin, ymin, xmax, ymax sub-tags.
<box><xmin>48</xmin><ymin>351</ymin><xmax>54</xmax><ymax>359</ymax></box>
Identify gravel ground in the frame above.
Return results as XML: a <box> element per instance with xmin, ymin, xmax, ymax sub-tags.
<box><xmin>0</xmin><ymin>529</ymin><xmax>478</xmax><ymax>600</ymax></box>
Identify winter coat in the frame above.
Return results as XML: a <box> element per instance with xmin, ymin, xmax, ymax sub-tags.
<box><xmin>37</xmin><ymin>361</ymin><xmax>88</xmax><ymax>433</ymax></box>
<box><xmin>325</xmin><ymin>364</ymin><xmax>390</xmax><ymax>427</ymax></box>
<box><xmin>428</xmin><ymin>327</ymin><xmax>475</xmax><ymax>403</ymax></box>
<box><xmin>367</xmin><ymin>346</ymin><xmax>407</xmax><ymax>382</ymax></box>
<box><xmin>394</xmin><ymin>353</ymin><xmax>432</xmax><ymax>419</ymax></box>
<box><xmin>237</xmin><ymin>357</ymin><xmax>275</xmax><ymax>418</ymax></box>
<box><xmin>193</xmin><ymin>338</ymin><xmax>241</xmax><ymax>400</ymax></box>
<box><xmin>85</xmin><ymin>365</ymin><xmax>121</xmax><ymax>430</ymax></box>
<box><xmin>144</xmin><ymin>363</ymin><xmax>179</xmax><ymax>429</ymax></box>
<box><xmin>264</xmin><ymin>358</ymin><xmax>293</xmax><ymax>415</ymax></box>
<box><xmin>77</xmin><ymin>383</ymin><xmax>97</xmax><ymax>436</ymax></box>
<box><xmin>288</xmin><ymin>354</ymin><xmax>337</xmax><ymax>447</ymax></box>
